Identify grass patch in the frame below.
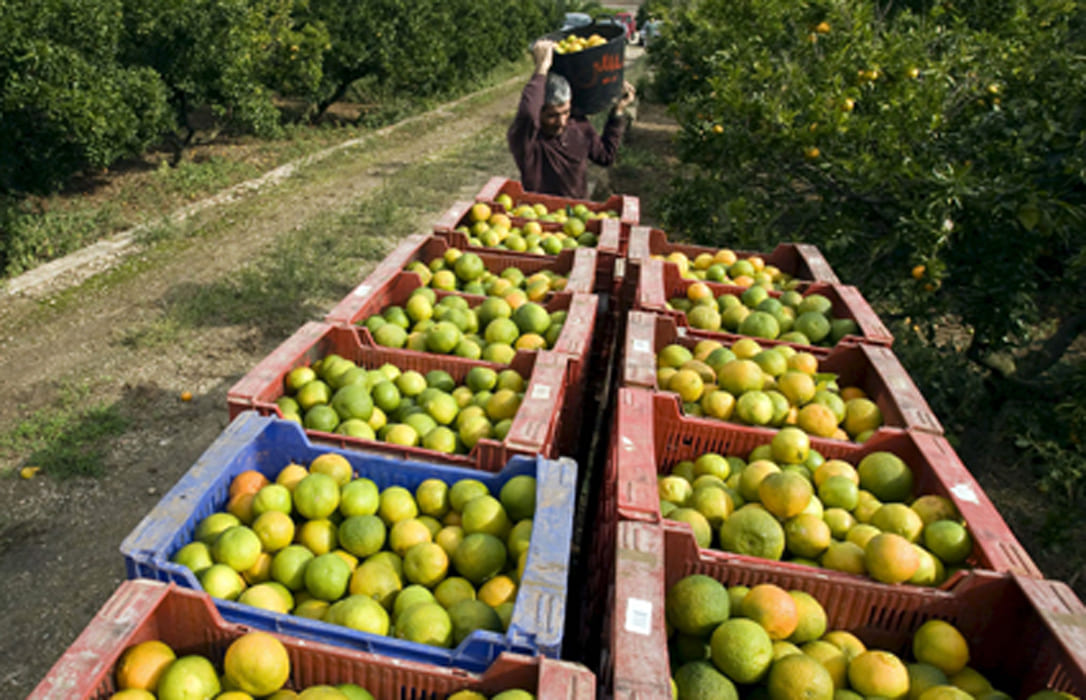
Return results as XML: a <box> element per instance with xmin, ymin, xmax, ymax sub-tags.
<box><xmin>140</xmin><ymin>127</ymin><xmax>510</xmax><ymax>341</ymax></box>
<box><xmin>0</xmin><ymin>383</ymin><xmax>128</xmax><ymax>479</ymax></box>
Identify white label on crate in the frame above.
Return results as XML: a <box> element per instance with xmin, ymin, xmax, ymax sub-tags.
<box><xmin>615</xmin><ymin>258</ymin><xmax>626</xmax><ymax>278</ymax></box>
<box><xmin>676</xmin><ymin>326</ymin><xmax>688</xmax><ymax>338</ymax></box>
<box><xmin>352</xmin><ymin>284</ymin><xmax>372</xmax><ymax>298</ymax></box>
<box><xmin>632</xmin><ymin>339</ymin><xmax>651</xmax><ymax>355</ymax></box>
<box><xmin>531</xmin><ymin>384</ymin><xmax>552</xmax><ymax>401</ymax></box>
<box><xmin>951</xmin><ymin>482</ymin><xmax>980</xmax><ymax>505</ymax></box>
<box><xmin>625</xmin><ymin>598</ymin><xmax>653</xmax><ymax>636</ymax></box>
<box><xmin>621</xmin><ymin>435</ymin><xmax>636</xmax><ymax>452</ymax></box>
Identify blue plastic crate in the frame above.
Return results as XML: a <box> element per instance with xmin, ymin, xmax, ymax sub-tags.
<box><xmin>120</xmin><ymin>411</ymin><xmax>577</xmax><ymax>672</ymax></box>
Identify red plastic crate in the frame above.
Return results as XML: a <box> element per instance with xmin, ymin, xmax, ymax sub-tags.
<box><xmin>30</xmin><ymin>579</ymin><xmax>596</xmax><ymax>700</ymax></box>
<box><xmin>317</xmin><ymin>269</ymin><xmax>596</xmax><ymax>399</ymax></box>
<box><xmin>602</xmin><ymin>520</ymin><xmax>1086</xmax><ymax>700</ymax></box>
<box><xmin>475</xmin><ymin>176</ymin><xmax>640</xmax><ymax>226</ymax></box>
<box><xmin>226</xmin><ymin>321</ymin><xmax>574</xmax><ymax>470</ymax></box>
<box><xmin>635</xmin><ymin>258</ymin><xmax>893</xmax><ymax>349</ymax></box>
<box><xmin>325</xmin><ymin>233</ymin><xmax>602</xmax><ymax>325</ymax></box>
<box><xmin>607</xmin><ymin>385</ymin><xmax>1037</xmax><ymax>572</ymax></box>
<box><xmin>435</xmin><ymin>206</ymin><xmax>624</xmax><ymax>307</ymax></box>
<box><xmin>626</xmin><ymin>225</ymin><xmax>842</xmax><ymax>285</ymax></box>
<box><xmin>621</xmin><ymin>310</ymin><xmax>944</xmax><ymax>437</ymax></box>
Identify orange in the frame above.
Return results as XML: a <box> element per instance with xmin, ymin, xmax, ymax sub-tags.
<box><xmin>913</xmin><ymin>619</ymin><xmax>970</xmax><ymax>675</ymax></box>
<box><xmin>771</xmin><ymin>426</ymin><xmax>811</xmax><ymax>465</ymax></box>
<box><xmin>767</xmin><ymin>653</ymin><xmax>835</xmax><ymax>700</ymax></box>
<box><xmin>783</xmin><ymin>513</ymin><xmax>831</xmax><ymax>560</ymax></box>
<box><xmin>911</xmin><ymin>494</ymin><xmax>960</xmax><ymax>526</ymax></box>
<box><xmin>820</xmin><ymin>540</ymin><xmax>867</xmax><ymax>575</ymax></box>
<box><xmin>668</xmin><ymin>368</ymin><xmax>705</xmax><ymax>403</ymax></box>
<box><xmin>801</xmin><ymin>639</ymin><xmax>849</xmax><ymax>689</ymax></box>
<box><xmin>155</xmin><ymin>655</ymin><xmax>221</xmax><ymax>699</ymax></box>
<box><xmin>812</xmin><ymin>459</ymin><xmax>859</xmax><ymax>487</ymax></box>
<box><xmin>115</xmin><ymin>640</ymin><xmax>176</xmax><ymax>691</ymax></box>
<box><xmin>230</xmin><ymin>470</ymin><xmax>270</xmax><ymax>499</ymax></box>
<box><xmin>923</xmin><ymin>519</ymin><xmax>973</xmax><ymax>565</ymax></box>
<box><xmin>871</xmin><ymin>503</ymin><xmax>925</xmax><ymax>542</ymax></box>
<box><xmin>777</xmin><ymin>370</ymin><xmax>817</xmax><ymax>407</ymax></box>
<box><xmin>840</xmin><ymin>386</ymin><xmax>867</xmax><ymax>401</ymax></box>
<box><xmin>276</xmin><ymin>463</ymin><xmax>309</xmax><ymax>491</ymax></box>
<box><xmin>787</xmin><ymin>352</ymin><xmax>819</xmax><ymax>375</ymax></box>
<box><xmin>787</xmin><ymin>590</ymin><xmax>827</xmax><ymax>644</ymax></box>
<box><xmin>821</xmin><ymin>629</ymin><xmax>867</xmax><ymax>661</ymax></box>
<box><xmin>758</xmin><ymin>471</ymin><xmax>814</xmax><ymax>519</ymax></box>
<box><xmin>710</xmin><ymin>618</ymin><xmax>774</xmax><ymax>684</ymax></box>
<box><xmin>223</xmin><ymin>631</ymin><xmax>291</xmax><ymax>697</ymax></box>
<box><xmin>739</xmin><ymin>460</ymin><xmax>782</xmax><ymax>503</ymax></box>
<box><xmin>844</xmin><ymin>397</ymin><xmax>883</xmax><ymax>438</ymax></box>
<box><xmin>848</xmin><ymin>650</ymin><xmax>910</xmax><ymax>699</ymax></box>
<box><xmin>687</xmin><ymin>281</ymin><xmax>714</xmax><ymax>303</ymax></box>
<box><xmin>477</xmin><ymin>574</ymin><xmax>518</xmax><ymax>607</ymax></box>
<box><xmin>308</xmin><ymin>453</ymin><xmax>353</xmax><ymax>487</ymax></box>
<box><xmin>716</xmin><ymin>358</ymin><xmax>766</xmax><ymax>395</ymax></box>
<box><xmin>865</xmin><ymin>532</ymin><xmax>921</xmax><ymax>584</ymax></box>
<box><xmin>796</xmin><ymin>403</ymin><xmax>839</xmax><ymax>438</ymax></box>
<box><xmin>857</xmin><ymin>452</ymin><xmax>915</xmax><ymax>502</ymax></box>
<box><xmin>719</xmin><ymin>505</ymin><xmax>786</xmax><ymax>560</ymax></box>
<box><xmin>948</xmin><ymin>667</ymin><xmax>992</xmax><ymax>696</ymax></box>
<box><xmin>226</xmin><ymin>491</ymin><xmax>256</xmax><ymax>525</ymax></box>
<box><xmin>741</xmin><ymin>583</ymin><xmax>799</xmax><ymax>640</ymax></box>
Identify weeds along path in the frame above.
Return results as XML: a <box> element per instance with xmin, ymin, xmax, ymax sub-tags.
<box><xmin>0</xmin><ymin>74</ymin><xmax>526</xmax><ymax>697</ymax></box>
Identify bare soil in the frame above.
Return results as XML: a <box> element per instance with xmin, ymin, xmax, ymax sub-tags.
<box><xmin>0</xmin><ymin>42</ymin><xmax>1079</xmax><ymax>698</ymax></box>
<box><xmin>0</xmin><ymin>69</ymin><xmax>533</xmax><ymax>696</ymax></box>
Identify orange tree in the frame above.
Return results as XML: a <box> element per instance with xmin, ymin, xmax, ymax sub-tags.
<box><xmin>0</xmin><ymin>0</ymin><xmax>170</xmax><ymax>195</ymax></box>
<box><xmin>301</xmin><ymin>0</ymin><xmax>555</xmax><ymax>120</ymax></box>
<box><xmin>648</xmin><ymin>0</ymin><xmax>1086</xmax><ymax>502</ymax></box>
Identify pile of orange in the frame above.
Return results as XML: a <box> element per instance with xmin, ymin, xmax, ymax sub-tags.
<box><xmin>110</xmin><ymin>630</ymin><xmax>539</xmax><ymax>699</ymax></box>
<box><xmin>172</xmin><ymin>453</ymin><xmax>538</xmax><ymax>650</ymax></box>
<box><xmin>650</xmin><ymin>247</ymin><xmax>797</xmax><ymax>290</ymax></box>
<box><xmin>657</xmin><ymin>427</ymin><xmax>977</xmax><ymax>586</ymax></box>
<box><xmin>451</xmin><ymin>200</ymin><xmax>603</xmax><ymax>254</ymax></box>
<box><xmin>665</xmin><ymin>575</ymin><xmax>1029</xmax><ymax>700</ymax></box>
<box><xmin>656</xmin><ymin>338</ymin><xmax>883</xmax><ymax>441</ymax></box>
<box><xmin>666</xmin><ymin>284</ymin><xmax>859</xmax><ymax>347</ymax></box>
<box><xmin>403</xmin><ymin>247</ymin><xmax>570</xmax><ymax>300</ymax></box>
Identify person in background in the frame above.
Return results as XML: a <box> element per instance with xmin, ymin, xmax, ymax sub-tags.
<box><xmin>507</xmin><ymin>38</ymin><xmax>636</xmax><ymax>198</ymax></box>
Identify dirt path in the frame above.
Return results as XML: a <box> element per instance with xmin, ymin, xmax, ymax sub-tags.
<box><xmin>0</xmin><ymin>71</ymin><xmax>533</xmax><ymax>696</ymax></box>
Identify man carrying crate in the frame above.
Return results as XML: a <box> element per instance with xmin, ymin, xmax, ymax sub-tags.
<box><xmin>507</xmin><ymin>38</ymin><xmax>636</xmax><ymax>199</ymax></box>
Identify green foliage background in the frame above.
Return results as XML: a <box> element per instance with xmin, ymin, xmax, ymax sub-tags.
<box><xmin>646</xmin><ymin>0</ymin><xmax>1086</xmax><ymax>509</ymax></box>
<box><xmin>0</xmin><ymin>0</ymin><xmax>558</xmax><ymax>274</ymax></box>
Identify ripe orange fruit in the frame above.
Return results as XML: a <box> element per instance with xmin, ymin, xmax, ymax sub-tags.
<box><xmin>741</xmin><ymin>583</ymin><xmax>799</xmax><ymax>640</ymax></box>
<box><xmin>768</xmin><ymin>652</ymin><xmax>835</xmax><ymax>700</ymax></box>
<box><xmin>223</xmin><ymin>631</ymin><xmax>291</xmax><ymax>697</ymax></box>
<box><xmin>913</xmin><ymin>619</ymin><xmax>970</xmax><ymax>675</ymax></box>
<box><xmin>865</xmin><ymin>532</ymin><xmax>921</xmax><ymax>584</ymax></box>
<box><xmin>115</xmin><ymin>640</ymin><xmax>176</xmax><ymax>691</ymax></box>
<box><xmin>758</xmin><ymin>471</ymin><xmax>813</xmax><ymax>519</ymax></box>
<box><xmin>848</xmin><ymin>650</ymin><xmax>910</xmax><ymax>699</ymax></box>
<box><xmin>230</xmin><ymin>470</ymin><xmax>270</xmax><ymax>499</ymax></box>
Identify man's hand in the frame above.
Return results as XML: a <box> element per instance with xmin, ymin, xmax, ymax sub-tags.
<box><xmin>532</xmin><ymin>39</ymin><xmax>555</xmax><ymax>75</ymax></box>
<box><xmin>614</xmin><ymin>81</ymin><xmax>637</xmax><ymax>115</ymax></box>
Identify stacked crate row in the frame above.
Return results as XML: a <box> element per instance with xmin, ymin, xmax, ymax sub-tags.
<box><xmin>29</xmin><ymin>176</ymin><xmax>634</xmax><ymax>699</ymax></box>
<box><xmin>28</xmin><ymin>176</ymin><xmax>1086</xmax><ymax>700</ymax></box>
<box><xmin>590</xmin><ymin>222</ymin><xmax>1086</xmax><ymax>699</ymax></box>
